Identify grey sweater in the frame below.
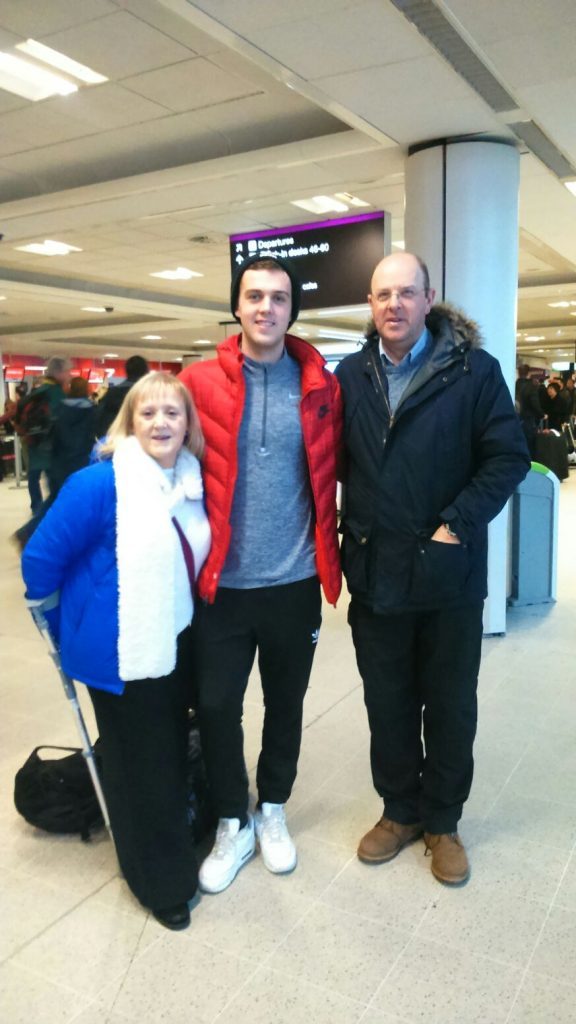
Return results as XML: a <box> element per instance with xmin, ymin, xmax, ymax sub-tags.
<box><xmin>219</xmin><ymin>352</ymin><xmax>316</xmax><ymax>589</ymax></box>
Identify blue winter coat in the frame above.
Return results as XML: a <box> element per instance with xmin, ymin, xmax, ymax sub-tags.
<box><xmin>22</xmin><ymin>459</ymin><xmax>123</xmax><ymax>693</ymax></box>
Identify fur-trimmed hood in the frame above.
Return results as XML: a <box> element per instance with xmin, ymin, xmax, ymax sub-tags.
<box><xmin>426</xmin><ymin>303</ymin><xmax>483</xmax><ymax>350</ymax></box>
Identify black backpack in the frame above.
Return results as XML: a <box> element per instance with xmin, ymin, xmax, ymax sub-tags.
<box><xmin>14</xmin><ymin>745</ymin><xmax>104</xmax><ymax>841</ymax></box>
<box><xmin>15</xmin><ymin>390</ymin><xmax>52</xmax><ymax>447</ymax></box>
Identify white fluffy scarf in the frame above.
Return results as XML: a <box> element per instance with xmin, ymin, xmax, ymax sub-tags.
<box><xmin>113</xmin><ymin>436</ymin><xmax>204</xmax><ymax>681</ymax></box>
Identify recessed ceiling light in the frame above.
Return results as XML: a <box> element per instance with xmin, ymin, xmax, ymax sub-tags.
<box><xmin>536</xmin><ymin>349</ymin><xmax>545</xmax><ymax>353</ymax></box>
<box><xmin>82</xmin><ymin>305</ymin><xmax>108</xmax><ymax>313</ymax></box>
<box><xmin>525</xmin><ymin>335</ymin><xmax>545</xmax><ymax>341</ymax></box>
<box><xmin>333</xmin><ymin>192</ymin><xmax>370</xmax><ymax>208</ymax></box>
<box><xmin>104</xmin><ymin>353</ymin><xmax>119</xmax><ymax>358</ymax></box>
<box><xmin>0</xmin><ymin>295</ymin><xmax>6</xmax><ymax>301</ymax></box>
<box><xmin>318</xmin><ymin>328</ymin><xmax>364</xmax><ymax>342</ymax></box>
<box><xmin>0</xmin><ymin>51</ymin><xmax>77</xmax><ymax>101</ymax></box>
<box><xmin>564</xmin><ymin>180</ymin><xmax>576</xmax><ymax>197</ymax></box>
<box><xmin>548</xmin><ymin>301</ymin><xmax>571</xmax><ymax>308</ymax></box>
<box><xmin>317</xmin><ymin>304</ymin><xmax>371</xmax><ymax>317</ymax></box>
<box><xmin>16</xmin><ymin>240</ymin><xmax>82</xmax><ymax>256</ymax></box>
<box><xmin>193</xmin><ymin>339</ymin><xmax>212</xmax><ymax>346</ymax></box>
<box><xmin>291</xmin><ymin>196</ymin><xmax>349</xmax><ymax>215</ymax></box>
<box><xmin>142</xmin><ymin>334</ymin><xmax>163</xmax><ymax>340</ymax></box>
<box><xmin>150</xmin><ymin>267</ymin><xmax>203</xmax><ymax>280</ymax></box>
<box><xmin>16</xmin><ymin>39</ymin><xmax>107</xmax><ymax>84</ymax></box>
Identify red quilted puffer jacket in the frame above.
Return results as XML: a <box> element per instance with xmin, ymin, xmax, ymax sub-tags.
<box><xmin>179</xmin><ymin>333</ymin><xmax>342</xmax><ymax>605</ymax></box>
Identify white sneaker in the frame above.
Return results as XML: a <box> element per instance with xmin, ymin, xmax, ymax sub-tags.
<box><xmin>199</xmin><ymin>815</ymin><xmax>255</xmax><ymax>894</ymax></box>
<box><xmin>255</xmin><ymin>803</ymin><xmax>297</xmax><ymax>874</ymax></box>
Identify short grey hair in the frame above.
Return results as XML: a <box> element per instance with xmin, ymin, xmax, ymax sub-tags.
<box><xmin>46</xmin><ymin>356</ymin><xmax>72</xmax><ymax>378</ymax></box>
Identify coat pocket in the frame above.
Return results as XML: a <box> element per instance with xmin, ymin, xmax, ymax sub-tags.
<box><xmin>340</xmin><ymin>519</ymin><xmax>371</xmax><ymax>596</ymax></box>
<box><xmin>410</xmin><ymin>538</ymin><xmax>470</xmax><ymax>604</ymax></box>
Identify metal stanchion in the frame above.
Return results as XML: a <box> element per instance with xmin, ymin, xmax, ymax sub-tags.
<box><xmin>9</xmin><ymin>434</ymin><xmax>24</xmax><ymax>489</ymax></box>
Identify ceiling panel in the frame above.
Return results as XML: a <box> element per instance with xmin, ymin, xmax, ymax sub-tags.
<box><xmin>43</xmin><ymin>10</ymin><xmax>195</xmax><ymax>79</ymax></box>
<box><xmin>44</xmin><ymin>83</ymin><xmax>171</xmax><ymax>130</ymax></box>
<box><xmin>116</xmin><ymin>0</ymin><xmax>222</xmax><ymax>55</ymax></box>
<box><xmin>484</xmin><ymin>25</ymin><xmax>576</xmax><ymax>90</ymax></box>
<box><xmin>0</xmin><ymin>119</ymin><xmax>228</xmax><ymax>197</ymax></box>
<box><xmin>123</xmin><ymin>57</ymin><xmax>260</xmax><ymax>112</ymax></box>
<box><xmin>0</xmin><ymin>103</ymin><xmax>346</xmax><ymax>204</ymax></box>
<box><xmin>0</xmin><ymin>90</ymin><xmax>24</xmax><ymax>115</ymax></box>
<box><xmin>192</xmin><ymin>95</ymin><xmax>347</xmax><ymax>153</ymax></box>
<box><xmin>315</xmin><ymin>58</ymin><xmax>502</xmax><ymax>145</ymax></box>
<box><xmin>0</xmin><ymin>0</ymin><xmax>117</xmax><ymax>37</ymax></box>
<box><xmin>515</xmin><ymin>78</ymin><xmax>576</xmax><ymax>165</ymax></box>
<box><xmin>0</xmin><ymin>105</ymin><xmax>95</xmax><ymax>155</ymax></box>
<box><xmin>519</xmin><ymin>158</ymin><xmax>576</xmax><ymax>266</ymax></box>
<box><xmin>246</xmin><ymin>0</ymin><xmax>429</xmax><ymax>80</ymax></box>
<box><xmin>442</xmin><ymin>0</ymin><xmax>576</xmax><ymax>46</ymax></box>
<box><xmin>0</xmin><ymin>26</ymin><xmax>20</xmax><ymax>49</ymax></box>
<box><xmin>206</xmin><ymin>47</ymin><xmax>310</xmax><ymax>95</ymax></box>
<box><xmin>182</xmin><ymin>0</ymin><xmax>356</xmax><ymax>34</ymax></box>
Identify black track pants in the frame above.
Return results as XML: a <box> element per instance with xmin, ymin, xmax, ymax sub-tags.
<box><xmin>194</xmin><ymin>577</ymin><xmax>322</xmax><ymax>821</ymax></box>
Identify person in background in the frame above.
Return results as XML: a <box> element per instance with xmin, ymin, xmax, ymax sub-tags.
<box><xmin>13</xmin><ymin>383</ymin><xmax>29</xmax><ymax>474</ymax></box>
<box><xmin>0</xmin><ymin>399</ymin><xmax>18</xmax><ymax>483</ymax></box>
<box><xmin>17</xmin><ymin>357</ymin><xmax>71</xmax><ymax>514</ymax></box>
<box><xmin>515</xmin><ymin>366</ymin><xmax>543</xmax><ymax>458</ymax></box>
<box><xmin>0</xmin><ymin>398</ymin><xmax>18</xmax><ymax>434</ymax></box>
<box><xmin>179</xmin><ymin>253</ymin><xmax>341</xmax><ymax>894</ymax></box>
<box><xmin>540</xmin><ymin>380</ymin><xmax>568</xmax><ymax>432</ymax></box>
<box><xmin>49</xmin><ymin>377</ymin><xmax>97</xmax><ymax>499</ymax></box>
<box><xmin>95</xmin><ymin>355</ymin><xmax>149</xmax><ymax>438</ymax></box>
<box><xmin>336</xmin><ymin>252</ymin><xmax>530</xmax><ymax>886</ymax></box>
<box><xmin>22</xmin><ymin>372</ymin><xmax>210</xmax><ymax>931</ymax></box>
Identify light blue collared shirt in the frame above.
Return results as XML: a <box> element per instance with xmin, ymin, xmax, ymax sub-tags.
<box><xmin>379</xmin><ymin>328</ymin><xmax>431</xmax><ymax>414</ymax></box>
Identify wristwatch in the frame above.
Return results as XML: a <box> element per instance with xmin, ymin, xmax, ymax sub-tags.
<box><xmin>443</xmin><ymin>522</ymin><xmax>459</xmax><ymax>539</ymax></box>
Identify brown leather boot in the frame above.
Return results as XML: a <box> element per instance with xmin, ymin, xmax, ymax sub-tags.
<box><xmin>357</xmin><ymin>816</ymin><xmax>423</xmax><ymax>863</ymax></box>
<box><xmin>424</xmin><ymin>832</ymin><xmax>470</xmax><ymax>885</ymax></box>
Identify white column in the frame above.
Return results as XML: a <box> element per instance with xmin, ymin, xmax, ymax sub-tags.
<box><xmin>405</xmin><ymin>137</ymin><xmax>520</xmax><ymax>634</ymax></box>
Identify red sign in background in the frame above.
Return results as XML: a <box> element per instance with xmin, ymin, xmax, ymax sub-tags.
<box><xmin>3</xmin><ymin>354</ymin><xmax>181</xmax><ymax>386</ymax></box>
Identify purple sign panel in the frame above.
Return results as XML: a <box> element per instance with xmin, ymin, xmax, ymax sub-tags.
<box><xmin>230</xmin><ymin>211</ymin><xmax>386</xmax><ymax>311</ymax></box>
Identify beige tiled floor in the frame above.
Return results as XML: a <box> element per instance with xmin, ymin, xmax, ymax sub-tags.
<box><xmin>1</xmin><ymin>470</ymin><xmax>575</xmax><ymax>1023</ymax></box>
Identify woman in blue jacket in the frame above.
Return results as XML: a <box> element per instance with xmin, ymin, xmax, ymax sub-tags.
<box><xmin>22</xmin><ymin>372</ymin><xmax>210</xmax><ymax>931</ymax></box>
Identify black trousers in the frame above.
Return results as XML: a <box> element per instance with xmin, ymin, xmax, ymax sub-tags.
<box><xmin>194</xmin><ymin>577</ymin><xmax>322</xmax><ymax>821</ymax></box>
<box><xmin>88</xmin><ymin>629</ymin><xmax>197</xmax><ymax>911</ymax></box>
<box><xmin>349</xmin><ymin>599</ymin><xmax>483</xmax><ymax>834</ymax></box>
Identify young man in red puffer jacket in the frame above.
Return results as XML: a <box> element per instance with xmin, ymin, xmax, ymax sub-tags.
<box><xmin>180</xmin><ymin>253</ymin><xmax>342</xmax><ymax>894</ymax></box>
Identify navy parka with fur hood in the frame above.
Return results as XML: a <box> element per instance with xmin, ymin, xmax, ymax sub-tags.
<box><xmin>335</xmin><ymin>304</ymin><xmax>530</xmax><ymax>613</ymax></box>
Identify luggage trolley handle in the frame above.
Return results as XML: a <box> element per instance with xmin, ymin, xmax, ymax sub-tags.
<box><xmin>27</xmin><ymin>594</ymin><xmax>112</xmax><ymax>835</ymax></box>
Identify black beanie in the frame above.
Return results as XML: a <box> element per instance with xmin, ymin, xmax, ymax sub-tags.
<box><xmin>230</xmin><ymin>252</ymin><xmax>302</xmax><ymax>327</ymax></box>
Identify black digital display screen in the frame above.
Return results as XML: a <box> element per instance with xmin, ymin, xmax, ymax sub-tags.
<box><xmin>230</xmin><ymin>212</ymin><xmax>387</xmax><ymax>311</ymax></box>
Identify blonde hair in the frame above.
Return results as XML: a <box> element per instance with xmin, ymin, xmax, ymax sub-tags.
<box><xmin>98</xmin><ymin>371</ymin><xmax>204</xmax><ymax>460</ymax></box>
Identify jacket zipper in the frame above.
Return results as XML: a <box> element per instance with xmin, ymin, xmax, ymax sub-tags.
<box><xmin>369</xmin><ymin>356</ymin><xmax>395</xmax><ymax>445</ymax></box>
<box><xmin>259</xmin><ymin>365</ymin><xmax>268</xmax><ymax>454</ymax></box>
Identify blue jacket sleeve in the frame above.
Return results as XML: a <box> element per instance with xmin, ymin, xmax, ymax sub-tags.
<box><xmin>22</xmin><ymin>462</ymin><xmax>114</xmax><ymax>600</ymax></box>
